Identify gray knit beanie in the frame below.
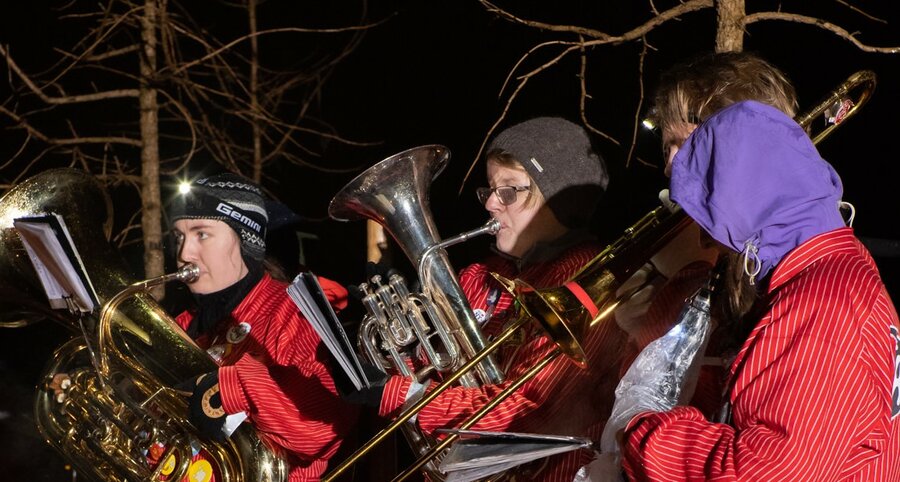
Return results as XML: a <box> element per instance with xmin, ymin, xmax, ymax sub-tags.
<box><xmin>170</xmin><ymin>173</ymin><xmax>268</xmax><ymax>262</ymax></box>
<box><xmin>487</xmin><ymin>117</ymin><xmax>609</xmax><ymax>228</ymax></box>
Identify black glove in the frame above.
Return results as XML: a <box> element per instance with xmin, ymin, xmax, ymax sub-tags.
<box><xmin>346</xmin><ymin>363</ymin><xmax>390</xmax><ymax>408</ymax></box>
<box><xmin>179</xmin><ymin>371</ymin><xmax>229</xmax><ymax>443</ymax></box>
<box><xmin>365</xmin><ymin>260</ymin><xmax>398</xmax><ymax>281</ymax></box>
<box><xmin>337</xmin><ymin>283</ymin><xmax>367</xmax><ymax>330</ymax></box>
<box><xmin>326</xmin><ymin>354</ymin><xmax>389</xmax><ymax>408</ymax></box>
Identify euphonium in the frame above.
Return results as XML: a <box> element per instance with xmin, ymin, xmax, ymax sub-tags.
<box><xmin>0</xmin><ymin>169</ymin><xmax>287</xmax><ymax>482</ymax></box>
<box><xmin>329</xmin><ymin>145</ymin><xmax>504</xmax><ymax>386</ymax></box>
<box><xmin>328</xmin><ymin>145</ymin><xmax>503</xmax><ymax>480</ymax></box>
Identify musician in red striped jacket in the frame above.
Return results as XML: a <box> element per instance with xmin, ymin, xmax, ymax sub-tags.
<box><xmin>167</xmin><ymin>173</ymin><xmax>359</xmax><ymax>482</ymax></box>
<box><xmin>614</xmin><ymin>51</ymin><xmax>803</xmax><ymax>422</ymax></box>
<box><xmin>621</xmin><ymin>100</ymin><xmax>900</xmax><ymax>481</ymax></box>
<box><xmin>360</xmin><ymin>117</ymin><xmax>630</xmax><ymax>481</ymax></box>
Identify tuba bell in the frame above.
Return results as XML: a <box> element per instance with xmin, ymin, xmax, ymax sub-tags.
<box><xmin>0</xmin><ymin>168</ymin><xmax>287</xmax><ymax>482</ymax></box>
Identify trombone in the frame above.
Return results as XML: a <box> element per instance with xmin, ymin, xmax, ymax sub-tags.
<box><xmin>796</xmin><ymin>70</ymin><xmax>875</xmax><ymax>144</ymax></box>
<box><xmin>323</xmin><ymin>69</ymin><xmax>876</xmax><ymax>482</ymax></box>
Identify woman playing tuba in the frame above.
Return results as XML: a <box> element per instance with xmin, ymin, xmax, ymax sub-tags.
<box><xmin>164</xmin><ymin>173</ymin><xmax>359</xmax><ymax>482</ymax></box>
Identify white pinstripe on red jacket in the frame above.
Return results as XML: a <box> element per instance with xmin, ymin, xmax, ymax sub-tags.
<box><xmin>379</xmin><ymin>241</ymin><xmax>630</xmax><ymax>482</ymax></box>
<box><xmin>176</xmin><ymin>273</ymin><xmax>359</xmax><ymax>482</ymax></box>
<box><xmin>623</xmin><ymin>228</ymin><xmax>900</xmax><ymax>481</ymax></box>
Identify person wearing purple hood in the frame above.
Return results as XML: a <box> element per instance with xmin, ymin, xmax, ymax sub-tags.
<box><xmin>620</xmin><ymin>100</ymin><xmax>900</xmax><ymax>480</ymax></box>
<box><xmin>611</xmin><ymin>52</ymin><xmax>800</xmax><ymax>421</ymax></box>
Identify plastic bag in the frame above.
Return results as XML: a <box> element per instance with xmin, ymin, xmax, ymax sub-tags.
<box><xmin>582</xmin><ymin>282</ymin><xmax>714</xmax><ymax>481</ymax></box>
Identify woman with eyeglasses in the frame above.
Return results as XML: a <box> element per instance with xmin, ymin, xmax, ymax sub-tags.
<box><xmin>356</xmin><ymin>116</ymin><xmax>631</xmax><ymax>481</ymax></box>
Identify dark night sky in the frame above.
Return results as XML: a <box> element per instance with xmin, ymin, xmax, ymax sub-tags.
<box><xmin>303</xmin><ymin>0</ymin><xmax>900</xmax><ymax>291</ymax></box>
<box><xmin>2</xmin><ymin>1</ymin><xmax>900</xmax><ymax>480</ymax></box>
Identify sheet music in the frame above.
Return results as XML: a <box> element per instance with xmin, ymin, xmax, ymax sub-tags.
<box><xmin>14</xmin><ymin>213</ymin><xmax>99</xmax><ymax>313</ymax></box>
<box><xmin>287</xmin><ymin>272</ymin><xmax>369</xmax><ymax>390</ymax></box>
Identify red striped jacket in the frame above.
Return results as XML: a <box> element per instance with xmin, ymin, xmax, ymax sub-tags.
<box><xmin>379</xmin><ymin>241</ymin><xmax>629</xmax><ymax>481</ymax></box>
<box><xmin>623</xmin><ymin>228</ymin><xmax>900</xmax><ymax>481</ymax></box>
<box><xmin>176</xmin><ymin>274</ymin><xmax>359</xmax><ymax>482</ymax></box>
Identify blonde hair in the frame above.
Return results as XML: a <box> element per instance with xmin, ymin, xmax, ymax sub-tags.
<box><xmin>486</xmin><ymin>148</ymin><xmax>543</xmax><ymax>209</ymax></box>
<box><xmin>653</xmin><ymin>52</ymin><xmax>797</xmax><ymax>334</ymax></box>
<box><xmin>653</xmin><ymin>52</ymin><xmax>798</xmax><ymax>135</ymax></box>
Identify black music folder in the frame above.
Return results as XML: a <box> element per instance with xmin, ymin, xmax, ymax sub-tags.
<box><xmin>287</xmin><ymin>271</ymin><xmax>371</xmax><ymax>390</ymax></box>
<box><xmin>14</xmin><ymin>213</ymin><xmax>99</xmax><ymax>313</ymax></box>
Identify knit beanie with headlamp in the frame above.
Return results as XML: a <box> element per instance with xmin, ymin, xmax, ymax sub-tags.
<box><xmin>170</xmin><ymin>172</ymin><xmax>270</xmax><ymax>337</ymax></box>
<box><xmin>170</xmin><ymin>173</ymin><xmax>269</xmax><ymax>264</ymax></box>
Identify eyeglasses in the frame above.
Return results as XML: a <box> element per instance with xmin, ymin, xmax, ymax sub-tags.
<box><xmin>476</xmin><ymin>185</ymin><xmax>531</xmax><ymax>205</ymax></box>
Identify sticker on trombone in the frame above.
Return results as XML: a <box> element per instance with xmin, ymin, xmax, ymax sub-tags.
<box><xmin>187</xmin><ymin>460</ymin><xmax>213</xmax><ymax>482</ymax></box>
<box><xmin>207</xmin><ymin>345</ymin><xmax>226</xmax><ymax>363</ymax></box>
<box><xmin>160</xmin><ymin>455</ymin><xmax>176</xmax><ymax>477</ymax></box>
<box><xmin>826</xmin><ymin>99</ymin><xmax>854</xmax><ymax>125</ymax></box>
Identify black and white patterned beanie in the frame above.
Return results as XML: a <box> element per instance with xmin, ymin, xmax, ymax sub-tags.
<box><xmin>170</xmin><ymin>173</ymin><xmax>268</xmax><ymax>262</ymax></box>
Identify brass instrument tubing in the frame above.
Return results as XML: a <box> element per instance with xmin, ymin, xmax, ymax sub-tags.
<box><xmin>417</xmin><ymin>219</ymin><xmax>500</xmax><ymax>281</ymax></box>
<box><xmin>795</xmin><ymin>70</ymin><xmax>875</xmax><ymax>144</ymax></box>
<box><xmin>321</xmin><ymin>315</ymin><xmax>531</xmax><ymax>482</ymax></box>
<box><xmin>148</xmin><ymin>437</ymin><xmax>192</xmax><ymax>482</ymax></box>
<box><xmin>392</xmin><ymin>348</ymin><xmax>560</xmax><ymax>482</ymax></box>
<box><xmin>75</xmin><ymin>312</ymin><xmax>109</xmax><ymax>392</ymax></box>
<box><xmin>97</xmin><ymin>264</ymin><xmax>198</xmax><ymax>381</ymax></box>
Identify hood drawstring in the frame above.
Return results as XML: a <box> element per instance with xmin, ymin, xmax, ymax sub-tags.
<box><xmin>742</xmin><ymin>237</ymin><xmax>762</xmax><ymax>286</ymax></box>
<box><xmin>840</xmin><ymin>201</ymin><xmax>856</xmax><ymax>227</ymax></box>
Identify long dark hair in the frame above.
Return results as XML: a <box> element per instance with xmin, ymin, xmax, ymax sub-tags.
<box><xmin>712</xmin><ymin>251</ymin><xmax>766</xmax><ymax>352</ymax></box>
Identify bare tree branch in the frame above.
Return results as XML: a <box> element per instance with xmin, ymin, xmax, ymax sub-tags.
<box><xmin>745</xmin><ymin>12</ymin><xmax>900</xmax><ymax>53</ymax></box>
<box><xmin>479</xmin><ymin>0</ymin><xmax>613</xmax><ymax>40</ymax></box>
<box><xmin>578</xmin><ymin>42</ymin><xmax>619</xmax><ymax>147</ymax></box>
<box><xmin>475</xmin><ymin>0</ymin><xmax>898</xmax><ymax>189</ymax></box>
<box><xmin>1</xmin><ymin>105</ymin><xmax>142</xmax><ymax>147</ymax></box>
<box><xmin>833</xmin><ymin>0</ymin><xmax>888</xmax><ymax>24</ymax></box>
<box><xmin>169</xmin><ymin>21</ymin><xmax>392</xmax><ymax>75</ymax></box>
<box><xmin>1</xmin><ymin>45</ymin><xmax>140</xmax><ymax>104</ymax></box>
<box><xmin>481</xmin><ymin>0</ymin><xmax>713</xmax><ymax>44</ymax></box>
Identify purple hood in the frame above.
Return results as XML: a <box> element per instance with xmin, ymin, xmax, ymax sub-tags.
<box><xmin>670</xmin><ymin>100</ymin><xmax>845</xmax><ymax>279</ymax></box>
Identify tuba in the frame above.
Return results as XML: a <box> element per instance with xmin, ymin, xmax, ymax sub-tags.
<box><xmin>0</xmin><ymin>169</ymin><xmax>287</xmax><ymax>482</ymax></box>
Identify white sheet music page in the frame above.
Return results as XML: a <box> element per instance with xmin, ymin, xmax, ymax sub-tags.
<box><xmin>287</xmin><ymin>272</ymin><xmax>366</xmax><ymax>390</ymax></box>
<box><xmin>13</xmin><ymin>213</ymin><xmax>99</xmax><ymax>313</ymax></box>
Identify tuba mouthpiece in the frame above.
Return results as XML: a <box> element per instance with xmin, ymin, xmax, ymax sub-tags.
<box><xmin>175</xmin><ymin>263</ymin><xmax>200</xmax><ymax>283</ymax></box>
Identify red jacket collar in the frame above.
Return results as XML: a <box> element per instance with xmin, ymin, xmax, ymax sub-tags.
<box><xmin>767</xmin><ymin>227</ymin><xmax>859</xmax><ymax>293</ymax></box>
